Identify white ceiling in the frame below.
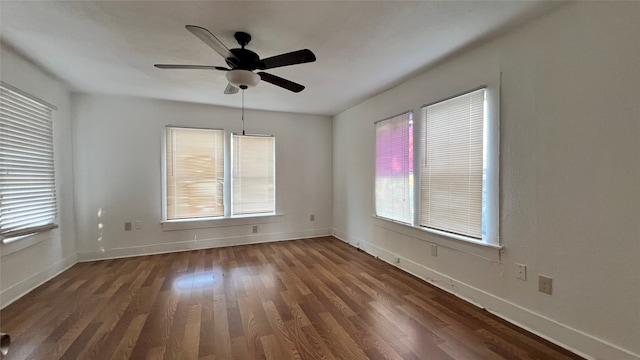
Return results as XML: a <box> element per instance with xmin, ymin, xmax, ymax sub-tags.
<box><xmin>1</xmin><ymin>1</ymin><xmax>559</xmax><ymax>116</ymax></box>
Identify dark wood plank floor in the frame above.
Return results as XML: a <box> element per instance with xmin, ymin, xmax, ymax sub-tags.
<box><xmin>0</xmin><ymin>237</ymin><xmax>583</xmax><ymax>360</ymax></box>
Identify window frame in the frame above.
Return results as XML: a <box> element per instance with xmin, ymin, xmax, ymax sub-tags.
<box><xmin>374</xmin><ymin>111</ymin><xmax>414</xmax><ymax>225</ymax></box>
<box><xmin>161</xmin><ymin>126</ymin><xmax>278</xmax><ymax>225</ymax></box>
<box><xmin>373</xmin><ymin>84</ymin><xmax>500</xmax><ymax>248</ymax></box>
<box><xmin>230</xmin><ymin>133</ymin><xmax>276</xmax><ymax>216</ymax></box>
<box><xmin>163</xmin><ymin>126</ymin><xmax>226</xmax><ymax>221</ymax></box>
<box><xmin>419</xmin><ymin>87</ymin><xmax>486</xmax><ymax>241</ymax></box>
<box><xmin>0</xmin><ymin>82</ymin><xmax>58</xmax><ymax>245</ymax></box>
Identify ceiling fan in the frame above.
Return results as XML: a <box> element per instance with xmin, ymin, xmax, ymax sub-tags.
<box><xmin>154</xmin><ymin>25</ymin><xmax>316</xmax><ymax>93</ymax></box>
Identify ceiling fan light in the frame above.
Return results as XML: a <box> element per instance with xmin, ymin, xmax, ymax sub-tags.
<box><xmin>226</xmin><ymin>70</ymin><xmax>260</xmax><ymax>89</ymax></box>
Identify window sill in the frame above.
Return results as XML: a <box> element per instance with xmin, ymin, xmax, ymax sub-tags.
<box><xmin>372</xmin><ymin>215</ymin><xmax>503</xmax><ymax>261</ymax></box>
<box><xmin>161</xmin><ymin>213</ymin><xmax>283</xmax><ymax>231</ymax></box>
<box><xmin>0</xmin><ymin>226</ymin><xmax>57</xmax><ymax>257</ymax></box>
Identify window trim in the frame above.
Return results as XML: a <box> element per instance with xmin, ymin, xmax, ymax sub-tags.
<box><xmin>230</xmin><ymin>133</ymin><xmax>276</xmax><ymax>216</ymax></box>
<box><xmin>419</xmin><ymin>87</ymin><xmax>486</xmax><ymax>241</ymax></box>
<box><xmin>373</xmin><ymin>81</ymin><xmax>500</xmax><ymax>248</ymax></box>
<box><xmin>162</xmin><ymin>126</ymin><xmax>226</xmax><ymax>220</ymax></box>
<box><xmin>0</xmin><ymin>230</ymin><xmax>56</xmax><ymax>257</ymax></box>
<box><xmin>372</xmin><ymin>215</ymin><xmax>502</xmax><ymax>261</ymax></box>
<box><xmin>161</xmin><ymin>126</ymin><xmax>278</xmax><ymax>225</ymax></box>
<box><xmin>161</xmin><ymin>212</ymin><xmax>283</xmax><ymax>232</ymax></box>
<box><xmin>0</xmin><ymin>82</ymin><xmax>58</xmax><ymax>244</ymax></box>
<box><xmin>373</xmin><ymin>111</ymin><xmax>413</xmax><ymax>224</ymax></box>
<box><xmin>422</xmin><ymin>84</ymin><xmax>499</xmax><ymax>246</ymax></box>
<box><xmin>0</xmin><ymin>81</ymin><xmax>57</xmax><ymax>111</ymax></box>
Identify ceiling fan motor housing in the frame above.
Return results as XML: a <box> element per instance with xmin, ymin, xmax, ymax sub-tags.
<box><xmin>227</xmin><ymin>48</ymin><xmax>260</xmax><ymax>70</ymax></box>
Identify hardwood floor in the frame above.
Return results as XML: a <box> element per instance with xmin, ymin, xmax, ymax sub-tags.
<box><xmin>0</xmin><ymin>237</ymin><xmax>583</xmax><ymax>360</ymax></box>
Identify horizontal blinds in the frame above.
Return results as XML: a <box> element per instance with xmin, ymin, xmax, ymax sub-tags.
<box><xmin>375</xmin><ymin>112</ymin><xmax>413</xmax><ymax>224</ymax></box>
<box><xmin>165</xmin><ymin>127</ymin><xmax>224</xmax><ymax>219</ymax></box>
<box><xmin>0</xmin><ymin>85</ymin><xmax>57</xmax><ymax>239</ymax></box>
<box><xmin>232</xmin><ymin>135</ymin><xmax>275</xmax><ymax>215</ymax></box>
<box><xmin>420</xmin><ymin>89</ymin><xmax>484</xmax><ymax>238</ymax></box>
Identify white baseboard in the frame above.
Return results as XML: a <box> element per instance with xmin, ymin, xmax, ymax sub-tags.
<box><xmin>77</xmin><ymin>228</ymin><xmax>332</xmax><ymax>262</ymax></box>
<box><xmin>1</xmin><ymin>252</ymin><xmax>78</xmax><ymax>309</ymax></box>
<box><xmin>331</xmin><ymin>228</ymin><xmax>639</xmax><ymax>360</ymax></box>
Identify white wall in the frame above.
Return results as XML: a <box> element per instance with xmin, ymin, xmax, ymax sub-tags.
<box><xmin>2</xmin><ymin>2</ymin><xmax>638</xmax><ymax>358</ymax></box>
<box><xmin>0</xmin><ymin>46</ymin><xmax>78</xmax><ymax>307</ymax></box>
<box><xmin>71</xmin><ymin>94</ymin><xmax>332</xmax><ymax>260</ymax></box>
<box><xmin>333</xmin><ymin>2</ymin><xmax>640</xmax><ymax>360</ymax></box>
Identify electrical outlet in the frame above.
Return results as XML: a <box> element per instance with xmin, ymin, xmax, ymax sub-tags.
<box><xmin>124</xmin><ymin>222</ymin><xmax>132</xmax><ymax>231</ymax></box>
<box><xmin>539</xmin><ymin>275</ymin><xmax>553</xmax><ymax>295</ymax></box>
<box><xmin>430</xmin><ymin>244</ymin><xmax>438</xmax><ymax>257</ymax></box>
<box><xmin>310</xmin><ymin>214</ymin><xmax>315</xmax><ymax>221</ymax></box>
<box><xmin>516</xmin><ymin>263</ymin><xmax>527</xmax><ymax>280</ymax></box>
<box><xmin>135</xmin><ymin>220</ymin><xmax>142</xmax><ymax>229</ymax></box>
<box><xmin>252</xmin><ymin>225</ymin><xmax>258</xmax><ymax>233</ymax></box>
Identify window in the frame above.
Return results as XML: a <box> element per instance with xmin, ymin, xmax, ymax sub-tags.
<box><xmin>374</xmin><ymin>112</ymin><xmax>413</xmax><ymax>224</ymax></box>
<box><xmin>0</xmin><ymin>83</ymin><xmax>58</xmax><ymax>243</ymax></box>
<box><xmin>232</xmin><ymin>134</ymin><xmax>275</xmax><ymax>215</ymax></box>
<box><xmin>165</xmin><ymin>127</ymin><xmax>224</xmax><ymax>220</ymax></box>
<box><xmin>374</xmin><ymin>87</ymin><xmax>499</xmax><ymax>246</ymax></box>
<box><xmin>420</xmin><ymin>88</ymin><xmax>485</xmax><ymax>239</ymax></box>
<box><xmin>163</xmin><ymin>127</ymin><xmax>276</xmax><ymax>221</ymax></box>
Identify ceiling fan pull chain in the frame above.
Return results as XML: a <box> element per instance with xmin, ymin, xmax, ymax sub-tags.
<box><xmin>242</xmin><ymin>89</ymin><xmax>245</xmax><ymax>135</ymax></box>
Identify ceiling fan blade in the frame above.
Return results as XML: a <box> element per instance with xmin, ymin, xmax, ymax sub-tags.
<box><xmin>257</xmin><ymin>72</ymin><xmax>305</xmax><ymax>93</ymax></box>
<box><xmin>185</xmin><ymin>25</ymin><xmax>240</xmax><ymax>67</ymax></box>
<box><xmin>224</xmin><ymin>83</ymin><xmax>239</xmax><ymax>94</ymax></box>
<box><xmin>154</xmin><ymin>64</ymin><xmax>229</xmax><ymax>71</ymax></box>
<box><xmin>258</xmin><ymin>49</ymin><xmax>316</xmax><ymax>70</ymax></box>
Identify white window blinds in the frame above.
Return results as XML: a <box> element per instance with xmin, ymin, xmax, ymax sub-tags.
<box><xmin>165</xmin><ymin>127</ymin><xmax>224</xmax><ymax>220</ymax></box>
<box><xmin>232</xmin><ymin>134</ymin><xmax>275</xmax><ymax>215</ymax></box>
<box><xmin>375</xmin><ymin>112</ymin><xmax>413</xmax><ymax>224</ymax></box>
<box><xmin>420</xmin><ymin>89</ymin><xmax>485</xmax><ymax>239</ymax></box>
<box><xmin>0</xmin><ymin>84</ymin><xmax>57</xmax><ymax>240</ymax></box>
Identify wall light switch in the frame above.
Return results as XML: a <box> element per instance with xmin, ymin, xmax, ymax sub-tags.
<box><xmin>516</xmin><ymin>263</ymin><xmax>527</xmax><ymax>280</ymax></box>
